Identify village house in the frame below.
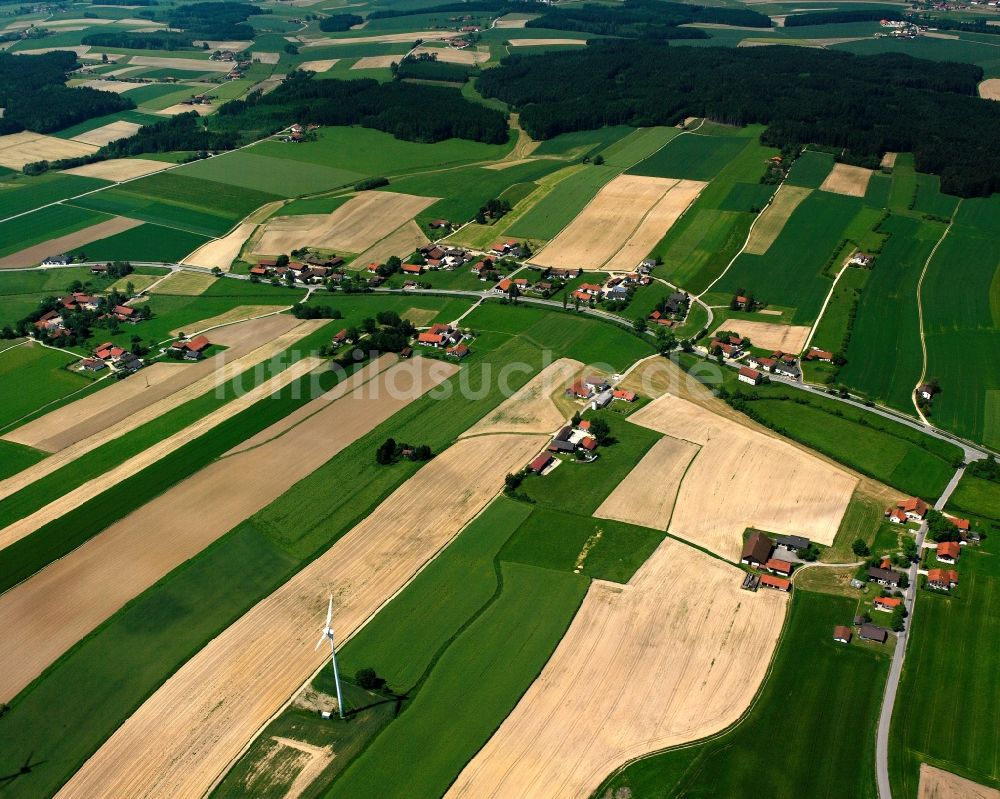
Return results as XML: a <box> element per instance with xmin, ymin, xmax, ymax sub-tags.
<box><xmin>446</xmin><ymin>343</ymin><xmax>470</xmax><ymax>359</ymax></box>
<box><xmin>60</xmin><ymin>292</ymin><xmax>100</xmax><ymax>312</ymax></box>
<box><xmin>760</xmin><ymin>574</ymin><xmax>791</xmax><ymax>592</ymax></box>
<box><xmin>765</xmin><ymin>558</ymin><xmax>794</xmax><ymax>576</ymax></box>
<box><xmin>741</xmin><ymin>531</ymin><xmax>773</xmax><ymax>567</ymax></box>
<box><xmin>711</xmin><ymin>338</ymin><xmax>745</xmax><ymax>358</ymax></box>
<box><xmin>874</xmin><ymin>596</ymin><xmax>902</xmax><ymax>613</ymax></box>
<box><xmin>859</xmin><ymin>623</ymin><xmax>889</xmax><ymax>644</ymax></box>
<box><xmin>833</xmin><ymin>625</ymin><xmax>853</xmax><ymax>644</ymax></box>
<box><xmin>402</xmin><ymin>263</ymin><xmax>424</xmax><ymax>276</ymax></box>
<box><xmin>850</xmin><ymin>252</ymin><xmax>875</xmax><ymax>267</ymax></box>
<box><xmin>332</xmin><ymin>329</ymin><xmax>348</xmax><ymax>347</ymax></box>
<box><xmin>927</xmin><ymin>568</ymin><xmax>958</xmax><ymax>590</ymax></box>
<box><xmin>429</xmin><ymin>219</ymin><xmax>451</xmax><ymax>230</ymax></box>
<box><xmin>490</xmin><ymin>239</ymin><xmax>521</xmax><ymax>257</ymax></box>
<box><xmin>169</xmin><ymin>335</ymin><xmax>211</xmax><ymax>361</ymax></box>
<box><xmin>494</xmin><ymin>278</ymin><xmax>513</xmax><ymax>295</ymax></box>
<box><xmin>612</xmin><ymin>389</ymin><xmax>637</xmax><ymax>403</ymax></box>
<box><xmin>112</xmin><ymin>305</ymin><xmax>137</xmax><ymax>323</ymax></box>
<box><xmin>41</xmin><ymin>254</ymin><xmax>71</xmax><ymax>266</ymax></box>
<box><xmin>867</xmin><ymin>566</ymin><xmax>901</xmax><ymax>588</ymax></box>
<box><xmin>34</xmin><ymin>310</ymin><xmax>63</xmax><ymax>332</ymax></box>
<box><xmin>647</xmin><ymin>310</ymin><xmax>673</xmax><ymax>327</ymax></box>
<box><xmin>578</xmin><ymin>283</ymin><xmax>603</xmax><ymax>298</ymax></box>
<box><xmin>94</xmin><ymin>342</ymin><xmax>126</xmax><ymax>362</ymax></box>
<box><xmin>805</xmin><ymin>347</ymin><xmax>834</xmax><ymax>362</ymax></box>
<box><xmin>936</xmin><ymin>541</ymin><xmax>961</xmax><ymax>564</ymax></box>
<box><xmin>569</xmin><ymin>380</ymin><xmax>592</xmax><ymax>400</ymax></box>
<box><xmin>886</xmin><ymin>497</ymin><xmax>928</xmax><ymax>522</ymax></box>
<box><xmin>80</xmin><ymin>357</ymin><xmax>106</xmax><ymax>372</ymax></box>
<box><xmin>738</xmin><ymin>366</ymin><xmax>762</xmax><ymax>386</ymax></box>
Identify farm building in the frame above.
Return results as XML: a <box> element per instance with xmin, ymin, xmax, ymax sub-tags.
<box><xmin>765</xmin><ymin>558</ymin><xmax>793</xmax><ymax>576</ymax></box>
<box><xmin>169</xmin><ymin>335</ymin><xmax>211</xmax><ymax>361</ymax></box>
<box><xmin>936</xmin><ymin>542</ymin><xmax>960</xmax><ymax>563</ymax></box>
<box><xmin>833</xmin><ymin>626</ymin><xmax>852</xmax><ymax>644</ymax></box>
<box><xmin>590</xmin><ymin>390</ymin><xmax>613</xmax><ymax>410</ymax></box>
<box><xmin>805</xmin><ymin>347</ymin><xmax>834</xmax><ymax>362</ymax></box>
<box><xmin>888</xmin><ymin>497</ymin><xmax>928</xmax><ymax>522</ymax></box>
<box><xmin>759</xmin><ymin>574</ymin><xmax>790</xmax><ymax>593</ymax></box>
<box><xmin>738</xmin><ymin>366</ymin><xmax>762</xmax><ymax>386</ymax></box>
<box><xmin>741</xmin><ymin>532</ymin><xmax>773</xmax><ymax>567</ymax></box>
<box><xmin>447</xmin><ymin>343</ymin><xmax>470</xmax><ymax>359</ymax></box>
<box><xmin>859</xmin><ymin>623</ymin><xmax>889</xmax><ymax>644</ymax></box>
<box><xmin>613</xmin><ymin>389</ymin><xmax>637</xmax><ymax>402</ymax></box>
<box><xmin>776</xmin><ymin>534</ymin><xmax>810</xmax><ymax>552</ymax></box>
<box><xmin>874</xmin><ymin>596</ymin><xmax>902</xmax><ymax>613</ymax></box>
<box><xmin>927</xmin><ymin>568</ymin><xmax>958</xmax><ymax>590</ymax></box>
<box><xmin>529</xmin><ymin>454</ymin><xmax>553</xmax><ymax>474</ymax></box>
<box><xmin>867</xmin><ymin>567</ymin><xmax>901</xmax><ymax>588</ymax></box>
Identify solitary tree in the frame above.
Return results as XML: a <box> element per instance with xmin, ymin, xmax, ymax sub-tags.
<box><xmin>851</xmin><ymin>538</ymin><xmax>870</xmax><ymax>557</ymax></box>
<box><xmin>589</xmin><ymin>417</ymin><xmax>611</xmax><ymax>445</ymax></box>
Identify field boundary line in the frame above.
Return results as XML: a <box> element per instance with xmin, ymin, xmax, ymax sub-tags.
<box><xmin>802</xmin><ymin>256</ymin><xmax>852</xmax><ymax>354</ymax></box>
<box><xmin>911</xmin><ymin>203</ymin><xmax>960</xmax><ymax>425</ymax></box>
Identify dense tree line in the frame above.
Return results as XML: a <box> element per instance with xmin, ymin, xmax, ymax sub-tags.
<box><xmin>166</xmin><ymin>1</ymin><xmax>265</xmax><ymax>40</ymax></box>
<box><xmin>783</xmin><ymin>9</ymin><xmax>903</xmax><ymax>26</ymax></box>
<box><xmin>0</xmin><ymin>52</ymin><xmax>133</xmax><ymax>135</ymax></box>
<box><xmin>82</xmin><ymin>31</ymin><xmax>199</xmax><ymax>50</ymax></box>
<box><xmin>102</xmin><ymin>112</ymin><xmax>238</xmax><ymax>157</ymax></box>
<box><xmin>525</xmin><ymin>0</ymin><xmax>770</xmax><ymax>37</ymax></box>
<box><xmin>367</xmin><ymin>0</ymin><xmax>546</xmax><ymax>20</ymax></box>
<box><xmin>478</xmin><ymin>40</ymin><xmax>1000</xmax><ymax>196</ymax></box>
<box><xmin>395</xmin><ymin>55</ymin><xmax>471</xmax><ymax>83</ymax></box>
<box><xmin>318</xmin><ymin>13</ymin><xmax>363</xmax><ymax>31</ymax></box>
<box><xmin>910</xmin><ymin>14</ymin><xmax>1000</xmax><ymax>36</ymax></box>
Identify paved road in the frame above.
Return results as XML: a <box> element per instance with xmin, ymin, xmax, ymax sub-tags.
<box><xmin>875</xmin><ymin>465</ymin><xmax>967</xmax><ymax>799</ymax></box>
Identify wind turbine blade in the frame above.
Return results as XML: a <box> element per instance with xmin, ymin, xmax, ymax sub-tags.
<box><xmin>315</xmin><ymin>633</ymin><xmax>327</xmax><ymax>651</ymax></box>
<box><xmin>325</xmin><ymin>596</ymin><xmax>333</xmax><ymax>627</ymax></box>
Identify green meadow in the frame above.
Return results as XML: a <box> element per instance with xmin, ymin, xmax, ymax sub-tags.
<box><xmin>506</xmin><ymin>164</ymin><xmax>619</xmax><ymax>241</ymax></box>
<box><xmin>628</xmin><ymin>128</ymin><xmax>752</xmax><ymax>182</ymax></box>
<box><xmin>0</xmin><ymin>173</ymin><xmax>108</xmax><ymax>219</ymax></box>
<box><xmin>0</xmin><ymin>204</ymin><xmax>111</xmax><ymax>259</ymax></box>
<box><xmin>784</xmin><ymin>150</ymin><xmax>835</xmax><ymax>188</ymax></box>
<box><xmin>177</xmin><ymin>149</ymin><xmax>365</xmax><ymax>196</ymax></box>
<box><xmin>70</xmin><ymin>223</ymin><xmax>210</xmax><ymax>263</ymax></box>
<box><xmin>0</xmin><ymin>343</ymin><xmax>92</xmax><ymax>429</ymax></box>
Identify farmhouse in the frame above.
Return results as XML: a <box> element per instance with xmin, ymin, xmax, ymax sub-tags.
<box><xmin>738</xmin><ymin>366</ymin><xmax>762</xmax><ymax>386</ymax></box>
<box><xmin>936</xmin><ymin>541</ymin><xmax>960</xmax><ymax>563</ymax></box>
<box><xmin>888</xmin><ymin>497</ymin><xmax>928</xmax><ymax>522</ymax></box>
<box><xmin>529</xmin><ymin>453</ymin><xmax>553</xmax><ymax>474</ymax></box>
<box><xmin>41</xmin><ymin>254</ymin><xmax>71</xmax><ymax>266</ymax></box>
<box><xmin>850</xmin><ymin>252</ymin><xmax>875</xmax><ymax>267</ymax></box>
<box><xmin>927</xmin><ymin>568</ymin><xmax>958</xmax><ymax>590</ymax></box>
<box><xmin>833</xmin><ymin>626</ymin><xmax>852</xmax><ymax>644</ymax></box>
<box><xmin>60</xmin><ymin>292</ymin><xmax>100</xmax><ymax>311</ymax></box>
<box><xmin>874</xmin><ymin>596</ymin><xmax>902</xmax><ymax>612</ymax></box>
<box><xmin>490</xmin><ymin>239</ymin><xmax>521</xmax><ymax>257</ymax></box>
<box><xmin>868</xmin><ymin>567</ymin><xmax>901</xmax><ymax>588</ymax></box>
<box><xmin>417</xmin><ymin>332</ymin><xmax>445</xmax><ymax>347</ymax></box>
<box><xmin>402</xmin><ymin>263</ymin><xmax>424</xmax><ymax>275</ymax></box>
<box><xmin>169</xmin><ymin>335</ymin><xmax>211</xmax><ymax>361</ymax></box>
<box><xmin>741</xmin><ymin>531</ymin><xmax>773</xmax><ymax>567</ymax></box>
<box><xmin>765</xmin><ymin>558</ymin><xmax>794</xmax><ymax>576</ymax></box>
<box><xmin>446</xmin><ymin>343</ymin><xmax>470</xmax><ymax>359</ymax></box>
<box><xmin>590</xmin><ymin>389</ymin><xmax>613</xmax><ymax>410</ymax></box>
<box><xmin>917</xmin><ymin>383</ymin><xmax>935</xmax><ymax>401</ymax></box>
<box><xmin>613</xmin><ymin>389</ymin><xmax>637</xmax><ymax>402</ymax></box>
<box><xmin>80</xmin><ymin>357</ymin><xmax>106</xmax><ymax>372</ymax></box>
<box><xmin>113</xmin><ymin>305</ymin><xmax>137</xmax><ymax>323</ymax></box>
<box><xmin>759</xmin><ymin>574</ymin><xmax>790</xmax><ymax>592</ymax></box>
<box><xmin>579</xmin><ymin>283</ymin><xmax>603</xmax><ymax>297</ymax></box>
<box><xmin>859</xmin><ymin>623</ymin><xmax>888</xmax><ymax>644</ymax></box>
<box><xmin>776</xmin><ymin>534</ymin><xmax>810</xmax><ymax>552</ymax></box>
<box><xmin>712</xmin><ymin>339</ymin><xmax>745</xmax><ymax>358</ymax></box>
<box><xmin>495</xmin><ymin>278</ymin><xmax>513</xmax><ymax>295</ymax></box>
<box><xmin>805</xmin><ymin>347</ymin><xmax>834</xmax><ymax>362</ymax></box>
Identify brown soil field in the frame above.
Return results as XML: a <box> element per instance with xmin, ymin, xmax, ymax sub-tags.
<box><xmin>494</xmin><ymin>15</ymin><xmax>533</xmax><ymax>27</ymax></box>
<box><xmin>919</xmin><ymin>765</ymin><xmax>1000</xmax><ymax>799</ymax></box>
<box><xmin>881</xmin><ymin>151</ymin><xmax>898</xmax><ymax>168</ymax></box>
<box><xmin>78</xmin><ymin>79</ymin><xmax>146</xmax><ymax>94</ymax></box>
<box><xmin>157</xmin><ymin>102</ymin><xmax>215</xmax><ymax>117</ymax></box>
<box><xmin>820</xmin><ymin>163</ymin><xmax>873</xmax><ymax>197</ymax></box>
<box><xmin>350</xmin><ymin>219</ymin><xmax>428</xmax><ymax>270</ymax></box>
<box><xmin>507</xmin><ymin>38</ymin><xmax>587</xmax><ymax>46</ymax></box>
<box><xmin>0</xmin><ymin>356</ymin><xmax>449</xmax><ymax>700</ymax></box>
<box><xmin>351</xmin><ymin>55</ymin><xmax>399</xmax><ymax>69</ymax></box>
<box><xmin>531</xmin><ymin>176</ymin><xmax>705</xmax><ymax>271</ymax></box>
<box><xmin>63</xmin><ymin>157</ymin><xmax>170</xmax><ymax>181</ymax></box>
<box><xmin>745</xmin><ymin>184</ymin><xmax>811</xmax><ymax>255</ymax></box>
<box><xmin>711</xmin><ymin>318</ymin><xmax>811</xmax><ymax>353</ymax></box>
<box><xmin>0</xmin><ymin>357</ymin><xmax>323</xmax><ymax>554</ymax></box>
<box><xmin>254</xmin><ymin>192</ymin><xmax>437</xmax><ymax>255</ymax></box>
<box><xmin>150</xmin><ymin>269</ymin><xmax>218</xmax><ymax>295</ymax></box>
<box><xmin>628</xmin><ymin>394</ymin><xmax>857</xmax><ymax>560</ymax></box>
<box><xmin>615</xmin><ymin>356</ymin><xmax>678</xmax><ymax>399</ymax></box>
<box><xmin>58</xmin><ymin>431</ymin><xmax>542</xmax><ymax>799</ymax></box>
<box><xmin>594</xmin><ymin>435</ymin><xmax>699</xmax><ymax>529</ymax></box>
<box><xmin>193</xmin><ymin>39</ymin><xmax>253</xmax><ymax>51</ymax></box>
<box><xmin>448</xmin><ymin>539</ymin><xmax>787</xmax><ymax>798</ymax></box>
<box><xmin>303</xmin><ymin>31</ymin><xmax>449</xmax><ymax>46</ymax></box>
<box><xmin>128</xmin><ymin>55</ymin><xmax>234</xmax><ymax>71</ymax></box>
<box><xmin>298</xmin><ymin>58</ymin><xmax>339</xmax><ymax>72</ymax></box>
<box><xmin>460</xmin><ymin>357</ymin><xmax>582</xmax><ymax>438</ymax></box>
<box><xmin>14</xmin><ymin>45</ymin><xmax>92</xmax><ymax>56</ymax></box>
<box><xmin>0</xmin><ymin>316</ymin><xmax>314</xmax><ymax>497</ymax></box>
<box><xmin>169</xmin><ymin>305</ymin><xmax>293</xmax><ymax>336</ymax></box>
<box><xmin>412</xmin><ymin>45</ymin><xmax>489</xmax><ymax>64</ymax></box>
<box><xmin>70</xmin><ymin>120</ymin><xmax>142</xmax><ymax>147</ymax></box>
<box><xmin>0</xmin><ymin>131</ymin><xmax>97</xmax><ymax>170</ymax></box>
<box><xmin>0</xmin><ymin>216</ymin><xmax>142</xmax><ymax>269</ymax></box>
<box><xmin>182</xmin><ymin>222</ymin><xmax>255</xmax><ymax>270</ymax></box>
<box><xmin>979</xmin><ymin>79</ymin><xmax>1000</xmax><ymax>101</ymax></box>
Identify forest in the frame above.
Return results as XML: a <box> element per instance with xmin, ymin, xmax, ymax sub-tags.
<box><xmin>525</xmin><ymin>0</ymin><xmax>771</xmax><ymax>37</ymax></box>
<box><xmin>783</xmin><ymin>9</ymin><xmax>903</xmax><ymax>26</ymax></box>
<box><xmin>318</xmin><ymin>13</ymin><xmax>364</xmax><ymax>32</ymax></box>
<box><xmin>395</xmin><ymin>54</ymin><xmax>471</xmax><ymax>83</ymax></box>
<box><xmin>0</xmin><ymin>52</ymin><xmax>133</xmax><ymax>134</ymax></box>
<box><xmin>167</xmin><ymin>1</ymin><xmax>264</xmax><ymax>40</ymax></box>
<box><xmin>82</xmin><ymin>31</ymin><xmax>199</xmax><ymax>50</ymax></box>
<box><xmin>366</xmin><ymin>0</ymin><xmax>545</xmax><ymax>20</ymax></box>
<box><xmin>478</xmin><ymin>41</ymin><xmax>1000</xmax><ymax>196</ymax></box>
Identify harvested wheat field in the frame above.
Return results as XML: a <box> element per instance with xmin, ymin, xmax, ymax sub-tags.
<box><xmin>629</xmin><ymin>394</ymin><xmax>856</xmax><ymax>560</ymax></box>
<box><xmin>531</xmin><ymin>176</ymin><xmax>705</xmax><ymax>271</ymax></box>
<box><xmin>298</xmin><ymin>58</ymin><xmax>339</xmax><ymax>72</ymax></box>
<box><xmin>448</xmin><ymin>539</ymin><xmax>787</xmax><ymax>799</ymax></box>
<box><xmin>182</xmin><ymin>222</ymin><xmax>254</xmax><ymax>270</ymax></box>
<box><xmin>0</xmin><ymin>217</ymin><xmax>142</xmax><ymax>269</ymax></box>
<box><xmin>304</xmin><ymin>31</ymin><xmax>448</xmax><ymax>47</ymax></box>
<box><xmin>58</xmin><ymin>431</ymin><xmax>543</xmax><ymax>799</ymax></box>
<box><xmin>63</xmin><ymin>157</ymin><xmax>170</xmax><ymax>181</ymax></box>
<box><xmin>820</xmin><ymin>163</ymin><xmax>873</xmax><ymax>197</ymax></box>
<box><xmin>350</xmin><ymin>220</ymin><xmax>429</xmax><ymax>270</ymax></box>
<box><xmin>0</xmin><ymin>356</ymin><xmax>452</xmax><ymax>700</ymax></box>
<box><xmin>157</xmin><ymin>102</ymin><xmax>216</xmax><ymax>116</ymax></box>
<box><xmin>919</xmin><ymin>764</ymin><xmax>1000</xmax><ymax>799</ymax></box>
<box><xmin>70</xmin><ymin>120</ymin><xmax>142</xmax><ymax>147</ymax></box>
<box><xmin>128</xmin><ymin>55</ymin><xmax>234</xmax><ymax>71</ymax></box>
<box><xmin>881</xmin><ymin>151</ymin><xmax>898</xmax><ymax>169</ymax></box>
<box><xmin>494</xmin><ymin>14</ymin><xmax>534</xmax><ymax>27</ymax></box>
<box><xmin>254</xmin><ymin>191</ymin><xmax>437</xmax><ymax>255</ymax></box>
<box><xmin>351</xmin><ymin>55</ymin><xmax>399</xmax><ymax>69</ymax></box>
<box><xmin>170</xmin><ymin>305</ymin><xmax>291</xmax><ymax>336</ymax></box>
<box><xmin>151</xmin><ymin>269</ymin><xmax>218</xmax><ymax>295</ymax></box>
<box><xmin>78</xmin><ymin>79</ymin><xmax>148</xmax><ymax>94</ymax></box>
<box><xmin>507</xmin><ymin>38</ymin><xmax>587</xmax><ymax>46</ymax></box>
<box><xmin>0</xmin><ymin>356</ymin><xmax>322</xmax><ymax>555</ymax></box>
<box><xmin>711</xmin><ymin>318</ymin><xmax>810</xmax><ymax>353</ymax></box>
<box><xmin>461</xmin><ymin>358</ymin><xmax>582</xmax><ymax>438</ymax></box>
<box><xmin>0</xmin><ymin>131</ymin><xmax>97</xmax><ymax>170</ymax></box>
<box><xmin>412</xmin><ymin>44</ymin><xmax>489</xmax><ymax>64</ymax></box>
<box><xmin>980</xmin><ymin>79</ymin><xmax>1000</xmax><ymax>100</ymax></box>
<box><xmin>14</xmin><ymin>45</ymin><xmax>92</xmax><ymax>56</ymax></box>
<box><xmin>745</xmin><ymin>184</ymin><xmax>811</xmax><ymax>255</ymax></box>
<box><xmin>594</xmin><ymin>436</ymin><xmax>699</xmax><ymax>530</ymax></box>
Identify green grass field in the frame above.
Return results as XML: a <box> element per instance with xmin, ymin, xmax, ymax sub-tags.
<box><xmin>0</xmin><ymin>343</ymin><xmax>92</xmax><ymax>429</ymax></box>
<box><xmin>0</xmin><ymin>438</ymin><xmax>46</xmax><ymax>481</ymax></box>
<box><xmin>839</xmin><ymin>214</ymin><xmax>946</xmax><ymax>410</ymax></box>
<box><xmin>784</xmin><ymin>150</ymin><xmax>835</xmax><ymax>188</ymax></box>
<box><xmin>177</xmin><ymin>149</ymin><xmax>365</xmax><ymax>196</ymax></box>
<box><xmin>602</xmin><ymin>589</ymin><xmax>890</xmax><ymax>799</ymax></box>
<box><xmin>921</xmin><ymin>195</ymin><xmax>1000</xmax><ymax>449</ymax></box>
<box><xmin>598</xmin><ymin>126</ymin><xmax>680</xmax><ymax>167</ymax></box>
<box><xmin>0</xmin><ymin>267</ymin><xmax>111</xmax><ymax>328</ymax></box>
<box><xmin>0</xmin><ymin>173</ymin><xmax>109</xmax><ymax>219</ymax></box>
<box><xmin>69</xmin><ymin>222</ymin><xmax>210</xmax><ymax>263</ymax></box>
<box><xmin>947</xmin><ymin>472</ymin><xmax>1000</xmax><ymax>522</ymax></box>
<box><xmin>531</xmin><ymin>125</ymin><xmax>632</xmax><ymax>158</ymax></box>
<box><xmin>628</xmin><ymin>129</ymin><xmax>750</xmax><ymax>182</ymax></box>
<box><xmin>506</xmin><ymin>164</ymin><xmax>619</xmax><ymax>241</ymax></box>
<box><xmin>0</xmin><ymin>204</ymin><xmax>112</xmax><ymax>258</ymax></box>
<box><xmin>888</xmin><ymin>535</ymin><xmax>1000</xmax><ymax>798</ymax></box>
<box><xmin>809</xmin><ymin>265</ymin><xmax>868</xmax><ymax>354</ymax></box>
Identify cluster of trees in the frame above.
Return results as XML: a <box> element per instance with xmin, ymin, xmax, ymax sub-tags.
<box><xmin>394</xmin><ymin>55</ymin><xmax>471</xmax><ymax>84</ymax></box>
<box><xmin>366</xmin><ymin>0</ymin><xmax>544</xmax><ymax>20</ymax></box>
<box><xmin>475</xmin><ymin>197</ymin><xmax>511</xmax><ymax>224</ymax></box>
<box><xmin>784</xmin><ymin>9</ymin><xmax>903</xmax><ymax>26</ymax></box>
<box><xmin>524</xmin><ymin>0</ymin><xmax>770</xmax><ymax>39</ymax></box>
<box><xmin>925</xmin><ymin>509</ymin><xmax>964</xmax><ymax>542</ymax></box>
<box><xmin>166</xmin><ymin>1</ymin><xmax>265</xmax><ymax>40</ymax></box>
<box><xmin>291</xmin><ymin>303</ymin><xmax>343</xmax><ymax>320</ymax></box>
<box><xmin>318</xmin><ymin>13</ymin><xmax>363</xmax><ymax>31</ymax></box>
<box><xmin>478</xmin><ymin>41</ymin><xmax>1000</xmax><ymax>196</ymax></box>
<box><xmin>103</xmin><ymin>112</ymin><xmax>237</xmax><ymax>158</ymax></box>
<box><xmin>375</xmin><ymin>437</ymin><xmax>432</xmax><ymax>465</ymax></box>
<box><xmin>354</xmin><ymin>176</ymin><xmax>389</xmax><ymax>191</ymax></box>
<box><xmin>967</xmin><ymin>454</ymin><xmax>1000</xmax><ymax>484</ymax></box>
<box><xmin>81</xmin><ymin>31</ymin><xmax>200</xmax><ymax>50</ymax></box>
<box><xmin>910</xmin><ymin>14</ymin><xmax>1000</xmax><ymax>36</ymax></box>
<box><xmin>0</xmin><ymin>52</ymin><xmax>133</xmax><ymax>135</ymax></box>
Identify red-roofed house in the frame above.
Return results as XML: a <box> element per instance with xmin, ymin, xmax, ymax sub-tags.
<box><xmin>738</xmin><ymin>366</ymin><xmax>762</xmax><ymax>386</ymax></box>
<box><xmin>760</xmin><ymin>574</ymin><xmax>791</xmax><ymax>592</ymax></box>
<box><xmin>936</xmin><ymin>541</ymin><xmax>961</xmax><ymax>564</ymax></box>
<box><xmin>579</xmin><ymin>436</ymin><xmax>598</xmax><ymax>452</ymax></box>
<box><xmin>579</xmin><ymin>283</ymin><xmax>603</xmax><ymax>297</ymax></box>
<box><xmin>765</xmin><ymin>558</ymin><xmax>793</xmax><ymax>576</ymax></box>
<box><xmin>613</xmin><ymin>389</ymin><xmax>637</xmax><ymax>402</ymax></box>
<box><xmin>897</xmin><ymin>497</ymin><xmax>928</xmax><ymax>521</ymax></box>
<box><xmin>402</xmin><ymin>263</ymin><xmax>424</xmax><ymax>275</ymax></box>
<box><xmin>417</xmin><ymin>332</ymin><xmax>445</xmax><ymax>347</ymax></box>
<box><xmin>927</xmin><ymin>568</ymin><xmax>958</xmax><ymax>590</ymax></box>
<box><xmin>874</xmin><ymin>596</ymin><xmax>902</xmax><ymax>612</ymax></box>
<box><xmin>806</xmin><ymin>347</ymin><xmax>834</xmax><ymax>362</ymax></box>
<box><xmin>494</xmin><ymin>278</ymin><xmax>513</xmax><ymax>294</ymax></box>
<box><xmin>529</xmin><ymin>453</ymin><xmax>553</xmax><ymax>474</ymax></box>
<box><xmin>113</xmin><ymin>305</ymin><xmax>137</xmax><ymax>322</ymax></box>
<box><xmin>446</xmin><ymin>343</ymin><xmax>470</xmax><ymax>359</ymax></box>
<box><xmin>886</xmin><ymin>508</ymin><xmax>908</xmax><ymax>525</ymax></box>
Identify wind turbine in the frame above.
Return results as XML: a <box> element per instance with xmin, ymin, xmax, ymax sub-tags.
<box><xmin>315</xmin><ymin>595</ymin><xmax>346</xmax><ymax>719</ymax></box>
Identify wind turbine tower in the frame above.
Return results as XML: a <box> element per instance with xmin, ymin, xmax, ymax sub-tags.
<box><xmin>315</xmin><ymin>595</ymin><xmax>346</xmax><ymax>719</ymax></box>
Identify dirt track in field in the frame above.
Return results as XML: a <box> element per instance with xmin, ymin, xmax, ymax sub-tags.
<box><xmin>0</xmin><ymin>356</ymin><xmax>452</xmax><ymax>701</ymax></box>
<box><xmin>712</xmin><ymin>318</ymin><xmax>811</xmax><ymax>353</ymax></box>
<box><xmin>57</xmin><ymin>431</ymin><xmax>543</xmax><ymax>799</ymax></box>
<box><xmin>919</xmin><ymin>764</ymin><xmax>1000</xmax><ymax>799</ymax></box>
<box><xmin>594</xmin><ymin>435</ymin><xmax>698</xmax><ymax>529</ymax></box>
<box><xmin>0</xmin><ymin>357</ymin><xmax>323</xmax><ymax>554</ymax></box>
<box><xmin>448</xmin><ymin>539</ymin><xmax>787</xmax><ymax>798</ymax></box>
<box><xmin>745</xmin><ymin>184</ymin><xmax>811</xmax><ymax>255</ymax></box>
<box><xmin>253</xmin><ymin>192</ymin><xmax>437</xmax><ymax>255</ymax></box>
<box><xmin>460</xmin><ymin>357</ymin><xmax>581</xmax><ymax>438</ymax></box>
<box><xmin>820</xmin><ymin>163</ymin><xmax>873</xmax><ymax>197</ymax></box>
<box><xmin>0</xmin><ymin>217</ymin><xmax>143</xmax><ymax>268</ymax></box>
<box><xmin>629</xmin><ymin>394</ymin><xmax>857</xmax><ymax>560</ymax></box>
<box><xmin>0</xmin><ymin>316</ymin><xmax>317</xmax><ymax>499</ymax></box>
<box><xmin>530</xmin><ymin>175</ymin><xmax>704</xmax><ymax>271</ymax></box>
